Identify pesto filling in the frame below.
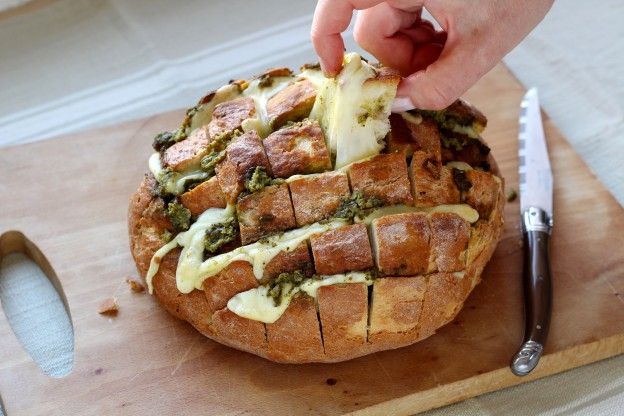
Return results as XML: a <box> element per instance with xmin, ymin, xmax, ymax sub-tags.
<box><xmin>243</xmin><ymin>166</ymin><xmax>284</xmax><ymax>193</ymax></box>
<box><xmin>204</xmin><ymin>217</ymin><xmax>238</xmax><ymax>254</ymax></box>
<box><xmin>451</xmin><ymin>168</ymin><xmax>473</xmax><ymax>192</ymax></box>
<box><xmin>333</xmin><ymin>191</ymin><xmax>384</xmax><ymax>222</ymax></box>
<box><xmin>166</xmin><ymin>201</ymin><xmax>192</xmax><ymax>232</ymax></box>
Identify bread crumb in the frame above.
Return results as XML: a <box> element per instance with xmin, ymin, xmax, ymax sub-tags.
<box><xmin>98</xmin><ymin>297</ymin><xmax>119</xmax><ymax>316</ymax></box>
<box><xmin>126</xmin><ymin>277</ymin><xmax>145</xmax><ymax>293</ymax></box>
<box><xmin>506</xmin><ymin>188</ymin><xmax>517</xmax><ymax>202</ymax></box>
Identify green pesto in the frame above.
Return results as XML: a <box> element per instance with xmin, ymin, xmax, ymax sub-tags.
<box><xmin>166</xmin><ymin>201</ymin><xmax>192</xmax><ymax>232</ymax></box>
<box><xmin>244</xmin><ymin>166</ymin><xmax>283</xmax><ymax>193</ymax></box>
<box><xmin>334</xmin><ymin>191</ymin><xmax>383</xmax><ymax>221</ymax></box>
<box><xmin>200</xmin><ymin>150</ymin><xmax>225</xmax><ymax>175</ymax></box>
<box><xmin>506</xmin><ymin>188</ymin><xmax>518</xmax><ymax>203</ymax></box>
<box><xmin>451</xmin><ymin>168</ymin><xmax>472</xmax><ymax>192</ymax></box>
<box><xmin>204</xmin><ymin>217</ymin><xmax>238</xmax><ymax>254</ymax></box>
<box><xmin>161</xmin><ymin>230</ymin><xmax>173</xmax><ymax>243</ymax></box>
<box><xmin>267</xmin><ymin>270</ymin><xmax>307</xmax><ymax>306</ymax></box>
<box><xmin>357</xmin><ymin>97</ymin><xmax>386</xmax><ymax>126</ymax></box>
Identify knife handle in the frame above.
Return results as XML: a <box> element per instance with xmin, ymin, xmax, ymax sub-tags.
<box><xmin>511</xmin><ymin>207</ymin><xmax>553</xmax><ymax>376</ymax></box>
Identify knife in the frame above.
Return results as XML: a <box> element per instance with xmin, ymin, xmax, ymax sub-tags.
<box><xmin>511</xmin><ymin>88</ymin><xmax>554</xmax><ymax>376</ymax></box>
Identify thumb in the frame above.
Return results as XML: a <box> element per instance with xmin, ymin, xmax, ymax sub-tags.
<box><xmin>396</xmin><ymin>39</ymin><xmax>497</xmax><ymax>110</ymax></box>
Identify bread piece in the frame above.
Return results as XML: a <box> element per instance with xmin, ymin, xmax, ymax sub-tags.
<box><xmin>266</xmin><ymin>294</ymin><xmax>324</xmax><ymax>362</ymax></box>
<box><xmin>202</xmin><ymin>261</ymin><xmax>258</xmax><ymax>314</ymax></box>
<box><xmin>289</xmin><ymin>171</ymin><xmax>350</xmax><ymax>226</ymax></box>
<box><xmin>208</xmin><ymin>96</ymin><xmax>256</xmax><ymax>138</ymax></box>
<box><xmin>162</xmin><ymin>126</ymin><xmax>211</xmax><ymax>171</ymax></box>
<box><xmin>267</xmin><ymin>79</ymin><xmax>317</xmax><ymax>129</ymax></box>
<box><xmin>179</xmin><ymin>176</ymin><xmax>226</xmax><ymax>217</ymax></box>
<box><xmin>369</xmin><ymin>276</ymin><xmax>427</xmax><ymax>345</ymax></box>
<box><xmin>418</xmin><ymin>273</ymin><xmax>469</xmax><ymax>338</ymax></box>
<box><xmin>410</xmin><ymin>150</ymin><xmax>460</xmax><ymax>207</ymax></box>
<box><xmin>215</xmin><ymin>131</ymin><xmax>271</xmax><ymax>203</ymax></box>
<box><xmin>317</xmin><ymin>283</ymin><xmax>368</xmax><ymax>358</ymax></box>
<box><xmin>212</xmin><ymin>308</ymin><xmax>267</xmax><ymax>354</ymax></box>
<box><xmin>236</xmin><ymin>183</ymin><xmax>296</xmax><ymax>245</ymax></box>
<box><xmin>447</xmin><ymin>98</ymin><xmax>487</xmax><ymax>133</ymax></box>
<box><xmin>310</xmin><ymin>224</ymin><xmax>374</xmax><ymax>275</ymax></box>
<box><xmin>371</xmin><ymin>212</ymin><xmax>430</xmax><ymax>275</ymax></box>
<box><xmin>264</xmin><ymin>119</ymin><xmax>331</xmax><ymax>178</ymax></box>
<box><xmin>349</xmin><ymin>153</ymin><xmax>414</xmax><ymax>205</ymax></box>
<box><xmin>261</xmin><ymin>241</ymin><xmax>313</xmax><ymax>283</ymax></box>
<box><xmin>464</xmin><ymin>170</ymin><xmax>501</xmax><ymax>219</ymax></box>
<box><xmin>428</xmin><ymin>212</ymin><xmax>470</xmax><ymax>273</ymax></box>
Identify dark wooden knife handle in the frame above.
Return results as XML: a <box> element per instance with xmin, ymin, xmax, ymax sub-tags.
<box><xmin>511</xmin><ymin>207</ymin><xmax>553</xmax><ymax>376</ymax></box>
<box><xmin>522</xmin><ymin>229</ymin><xmax>552</xmax><ymax>346</ymax></box>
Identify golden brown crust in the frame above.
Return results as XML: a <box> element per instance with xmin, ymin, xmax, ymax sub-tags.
<box><xmin>371</xmin><ymin>212</ymin><xmax>430</xmax><ymax>276</ymax></box>
<box><xmin>317</xmin><ymin>283</ymin><xmax>368</xmax><ymax>358</ymax></box>
<box><xmin>267</xmin><ymin>79</ymin><xmax>317</xmax><ymax>129</ymax></box>
<box><xmin>428</xmin><ymin>212</ymin><xmax>470</xmax><ymax>273</ymax></box>
<box><xmin>266</xmin><ymin>295</ymin><xmax>324</xmax><ymax>362</ymax></box>
<box><xmin>162</xmin><ymin>126</ymin><xmax>211</xmax><ymax>171</ymax></box>
<box><xmin>410</xmin><ymin>151</ymin><xmax>460</xmax><ymax>207</ymax></box>
<box><xmin>236</xmin><ymin>183</ymin><xmax>296</xmax><ymax>245</ymax></box>
<box><xmin>179</xmin><ymin>176</ymin><xmax>226</xmax><ymax>217</ymax></box>
<box><xmin>208</xmin><ymin>96</ymin><xmax>255</xmax><ymax>138</ymax></box>
<box><xmin>289</xmin><ymin>171</ymin><xmax>350</xmax><ymax>226</ymax></box>
<box><xmin>349</xmin><ymin>153</ymin><xmax>414</xmax><ymax>206</ymax></box>
<box><xmin>263</xmin><ymin>119</ymin><xmax>331</xmax><ymax>178</ymax></box>
<box><xmin>215</xmin><ymin>130</ymin><xmax>271</xmax><ymax>204</ymax></box>
<box><xmin>310</xmin><ymin>224</ymin><xmax>374</xmax><ymax>275</ymax></box>
<box><xmin>201</xmin><ymin>261</ymin><xmax>258</xmax><ymax>314</ymax></box>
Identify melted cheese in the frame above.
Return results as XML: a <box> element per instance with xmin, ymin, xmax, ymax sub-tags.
<box><xmin>446</xmin><ymin>161</ymin><xmax>473</xmax><ymax>171</ymax></box>
<box><xmin>227</xmin><ymin>272</ymin><xmax>372</xmax><ymax>323</ymax></box>
<box><xmin>298</xmin><ymin>68</ymin><xmax>325</xmax><ymax>89</ymax></box>
<box><xmin>148</xmin><ymin>152</ymin><xmax>164</xmax><ymax>179</ymax></box>
<box><xmin>146</xmin><ymin>205</ymin><xmax>236</xmax><ymax>293</ymax></box>
<box><xmin>310</xmin><ymin>53</ymin><xmax>397</xmax><ymax>168</ymax></box>
<box><xmin>401</xmin><ymin>112</ymin><xmax>423</xmax><ymax>125</ymax></box>
<box><xmin>242</xmin><ymin>76</ymin><xmax>293</xmax><ymax>137</ymax></box>
<box><xmin>148</xmin><ymin>152</ymin><xmax>208</xmax><ymax>195</ymax></box>
<box><xmin>189</xmin><ymin>84</ymin><xmax>241</xmax><ymax>132</ymax></box>
<box><xmin>356</xmin><ymin>204</ymin><xmax>480</xmax><ymax>225</ymax></box>
<box><xmin>451</xmin><ymin>123</ymin><xmax>480</xmax><ymax>139</ymax></box>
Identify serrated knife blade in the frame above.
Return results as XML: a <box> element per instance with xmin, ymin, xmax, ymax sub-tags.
<box><xmin>511</xmin><ymin>88</ymin><xmax>554</xmax><ymax>377</ymax></box>
<box><xmin>518</xmin><ymin>88</ymin><xmax>553</xmax><ymax>218</ymax></box>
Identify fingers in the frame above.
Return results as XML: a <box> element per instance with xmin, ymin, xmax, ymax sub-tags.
<box><xmin>353</xmin><ymin>3</ymin><xmax>420</xmax><ymax>74</ymax></box>
<box><xmin>397</xmin><ymin>39</ymin><xmax>494</xmax><ymax>110</ymax></box>
<box><xmin>311</xmin><ymin>0</ymin><xmax>386</xmax><ymax>76</ymax></box>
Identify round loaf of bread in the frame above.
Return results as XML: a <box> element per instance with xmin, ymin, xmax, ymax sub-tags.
<box><xmin>128</xmin><ymin>54</ymin><xmax>504</xmax><ymax>363</ymax></box>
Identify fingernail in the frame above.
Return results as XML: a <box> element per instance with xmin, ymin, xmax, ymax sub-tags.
<box><xmin>391</xmin><ymin>96</ymin><xmax>415</xmax><ymax>113</ymax></box>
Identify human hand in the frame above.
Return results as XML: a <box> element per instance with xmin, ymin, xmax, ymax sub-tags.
<box><xmin>311</xmin><ymin>0</ymin><xmax>553</xmax><ymax>110</ymax></box>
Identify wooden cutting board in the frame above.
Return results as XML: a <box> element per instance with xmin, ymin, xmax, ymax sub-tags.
<box><xmin>0</xmin><ymin>64</ymin><xmax>623</xmax><ymax>416</ymax></box>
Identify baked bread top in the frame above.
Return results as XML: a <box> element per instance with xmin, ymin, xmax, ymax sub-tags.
<box><xmin>128</xmin><ymin>53</ymin><xmax>504</xmax><ymax>363</ymax></box>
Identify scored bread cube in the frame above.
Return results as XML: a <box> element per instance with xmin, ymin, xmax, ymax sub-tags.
<box><xmin>368</xmin><ymin>276</ymin><xmax>427</xmax><ymax>345</ymax></box>
<box><xmin>207</xmin><ymin>96</ymin><xmax>256</xmax><ymax>138</ymax></box>
<box><xmin>162</xmin><ymin>125</ymin><xmax>211</xmax><ymax>171</ymax></box>
<box><xmin>447</xmin><ymin>98</ymin><xmax>487</xmax><ymax>133</ymax></box>
<box><xmin>317</xmin><ymin>283</ymin><xmax>368</xmax><ymax>357</ymax></box>
<box><xmin>349</xmin><ymin>153</ymin><xmax>414</xmax><ymax>205</ymax></box>
<box><xmin>211</xmin><ymin>308</ymin><xmax>267</xmax><ymax>353</ymax></box>
<box><xmin>264</xmin><ymin>119</ymin><xmax>332</xmax><ymax>178</ymax></box>
<box><xmin>387</xmin><ymin>114</ymin><xmax>441</xmax><ymax>162</ymax></box>
<box><xmin>261</xmin><ymin>241</ymin><xmax>313</xmax><ymax>283</ymax></box>
<box><xmin>464</xmin><ymin>170</ymin><xmax>501</xmax><ymax>219</ymax></box>
<box><xmin>288</xmin><ymin>171</ymin><xmax>350</xmax><ymax>226</ymax></box>
<box><xmin>266</xmin><ymin>294</ymin><xmax>324</xmax><ymax>362</ymax></box>
<box><xmin>371</xmin><ymin>212</ymin><xmax>430</xmax><ymax>275</ymax></box>
<box><xmin>428</xmin><ymin>212</ymin><xmax>470</xmax><ymax>273</ymax></box>
<box><xmin>215</xmin><ymin>130</ymin><xmax>271</xmax><ymax>203</ymax></box>
<box><xmin>418</xmin><ymin>273</ymin><xmax>470</xmax><ymax>339</ymax></box>
<box><xmin>236</xmin><ymin>183</ymin><xmax>296</xmax><ymax>245</ymax></box>
<box><xmin>179</xmin><ymin>176</ymin><xmax>226</xmax><ymax>217</ymax></box>
<box><xmin>410</xmin><ymin>150</ymin><xmax>460</xmax><ymax>207</ymax></box>
<box><xmin>310</xmin><ymin>223</ymin><xmax>373</xmax><ymax>275</ymax></box>
<box><xmin>202</xmin><ymin>260</ymin><xmax>258</xmax><ymax>314</ymax></box>
<box><xmin>267</xmin><ymin>79</ymin><xmax>317</xmax><ymax>129</ymax></box>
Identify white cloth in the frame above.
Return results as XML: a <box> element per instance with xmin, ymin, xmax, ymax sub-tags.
<box><xmin>0</xmin><ymin>1</ymin><xmax>622</xmax><ymax>415</ymax></box>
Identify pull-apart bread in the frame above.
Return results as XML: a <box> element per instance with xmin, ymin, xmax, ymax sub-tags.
<box><xmin>128</xmin><ymin>53</ymin><xmax>504</xmax><ymax>363</ymax></box>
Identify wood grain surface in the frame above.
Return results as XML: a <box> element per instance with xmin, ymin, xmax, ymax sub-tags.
<box><xmin>0</xmin><ymin>64</ymin><xmax>622</xmax><ymax>416</ymax></box>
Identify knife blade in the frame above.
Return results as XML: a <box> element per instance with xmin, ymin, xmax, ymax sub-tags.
<box><xmin>511</xmin><ymin>88</ymin><xmax>554</xmax><ymax>376</ymax></box>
